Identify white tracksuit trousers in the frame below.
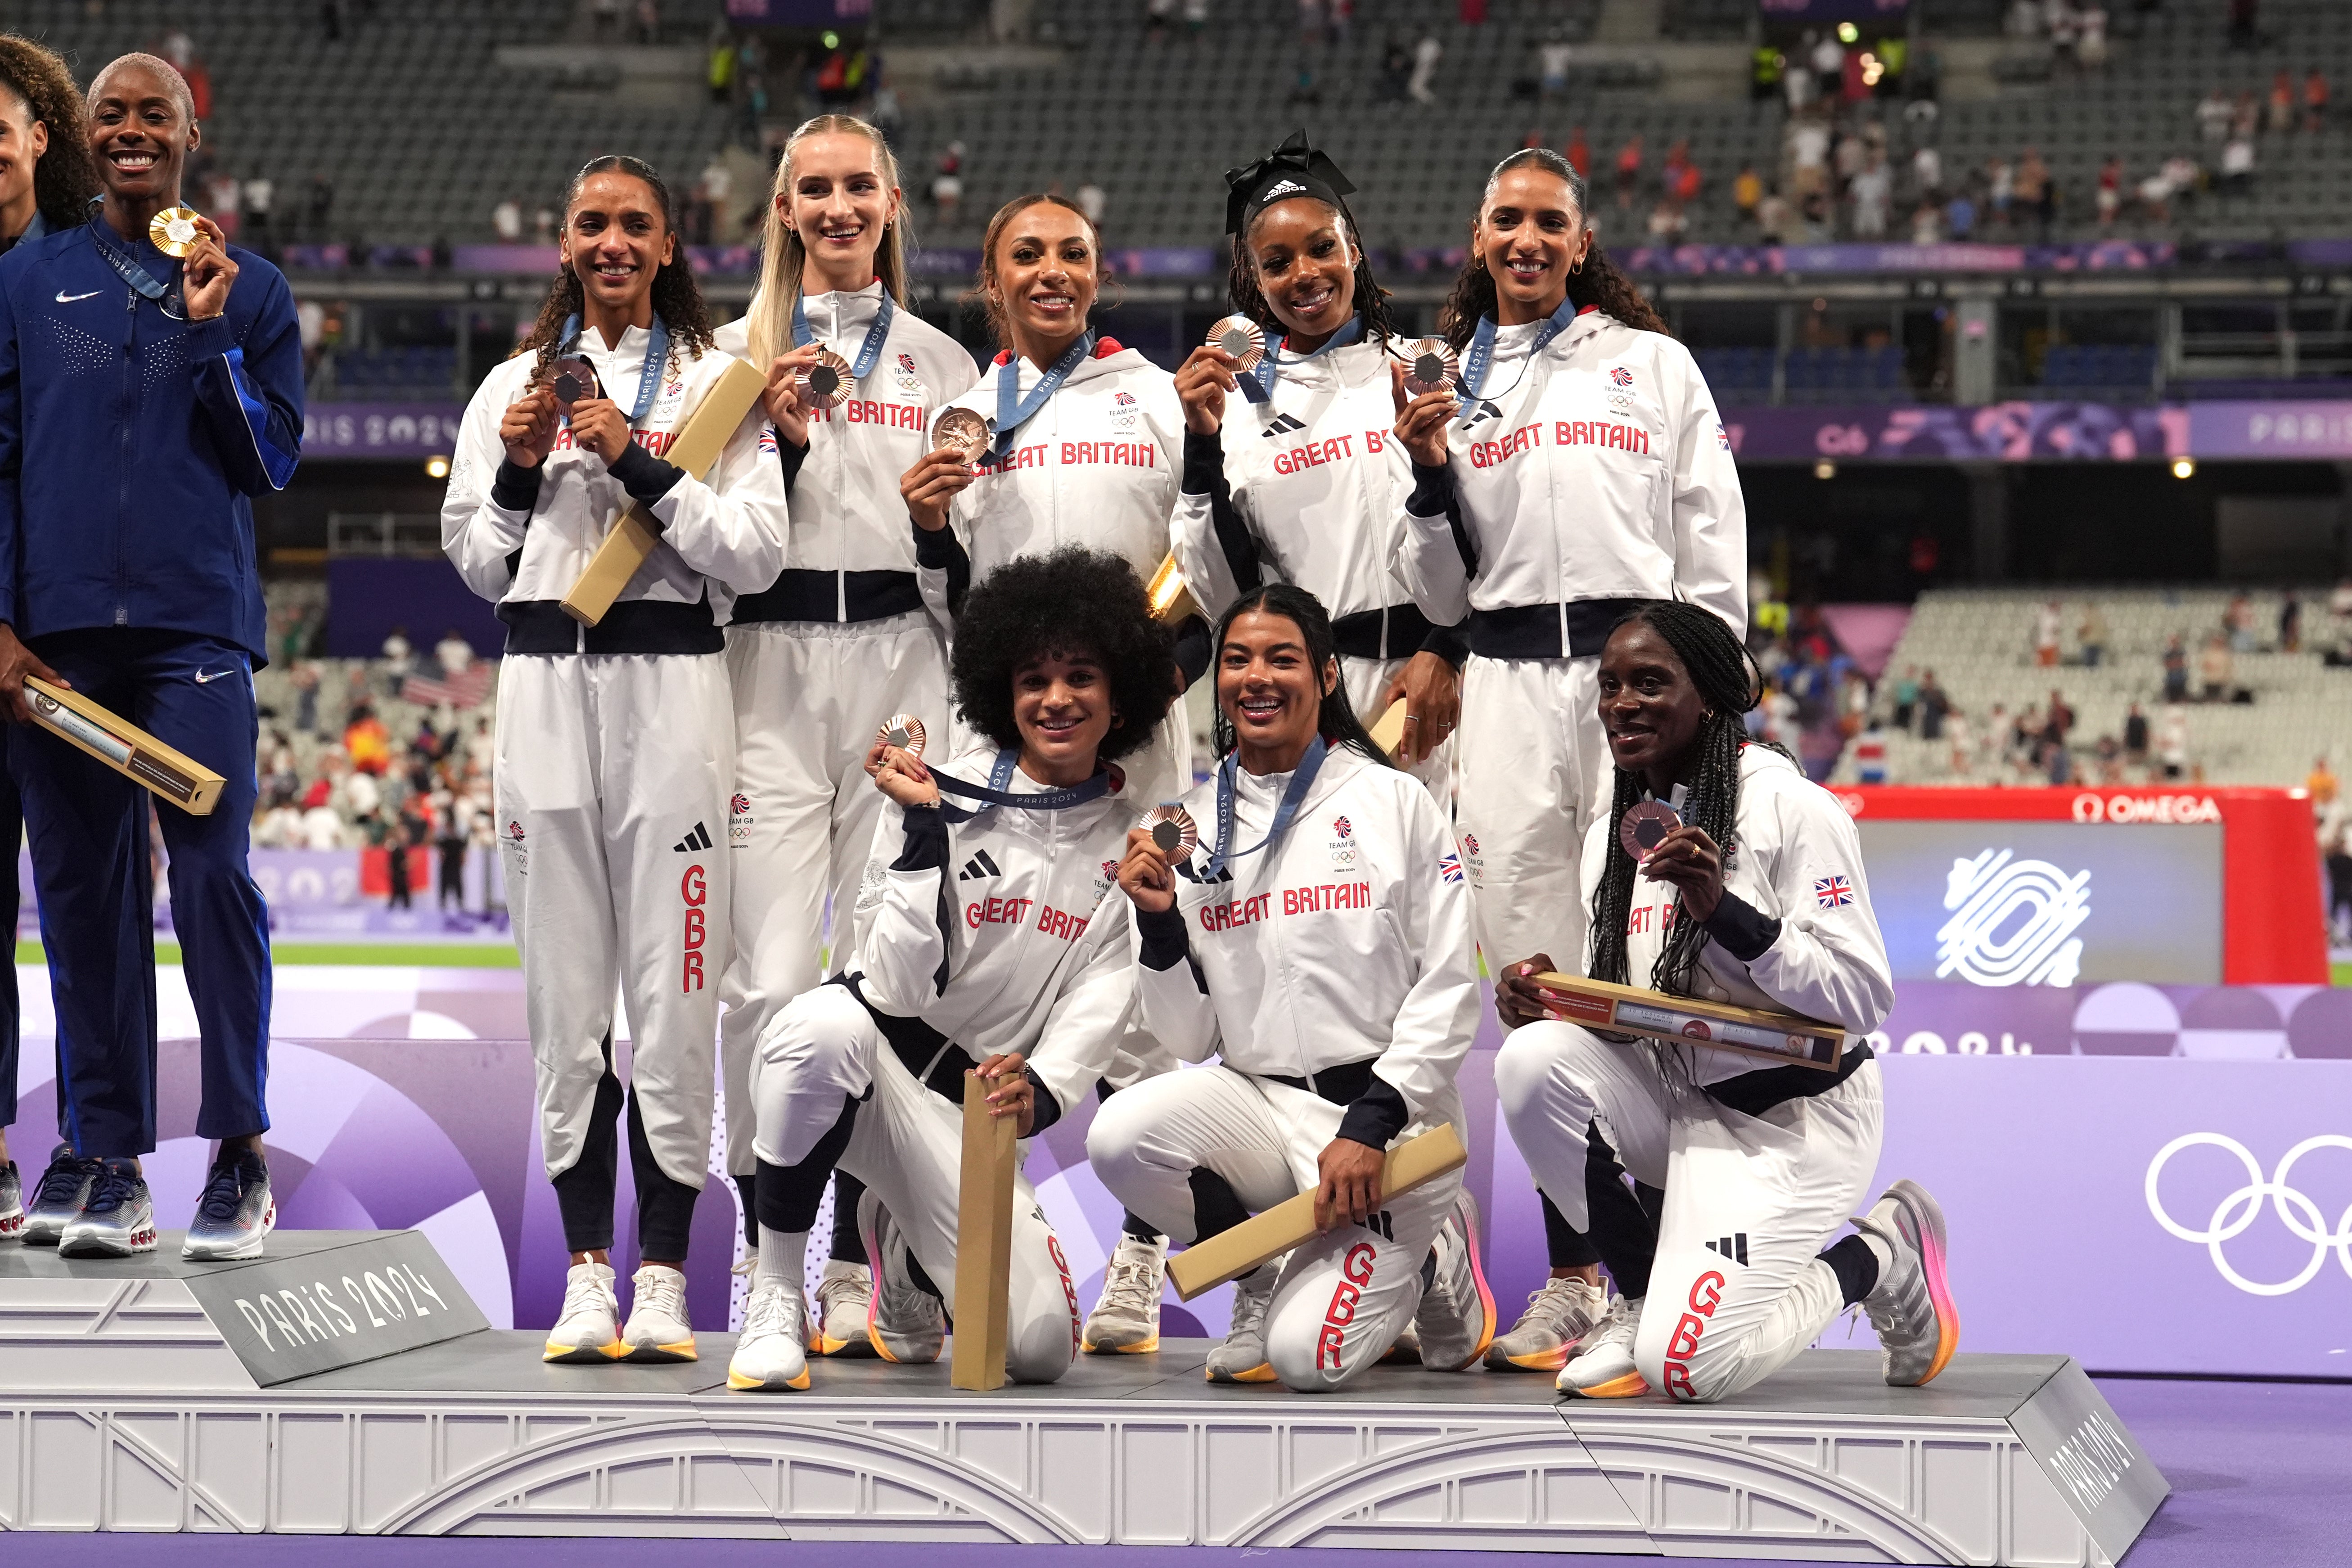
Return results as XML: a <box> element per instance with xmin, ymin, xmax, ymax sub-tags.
<box><xmin>749</xmin><ymin>983</ymin><xmax>1084</xmax><ymax>1383</ymax></box>
<box><xmin>496</xmin><ymin>654</ymin><xmax>734</xmax><ymax>1197</ymax></box>
<box><xmin>1494</xmin><ymin>1022</ymin><xmax>1883</xmax><ymax>1403</ymax></box>
<box><xmin>1454</xmin><ymin>656</ymin><xmax>1605</xmax><ymax>972</ymax></box>
<box><xmin>1087</xmin><ymin>1067</ymin><xmax>1461</xmax><ymax>1392</ymax></box>
<box><xmin>719</xmin><ymin>613</ymin><xmax>948</xmax><ymax>1176</ymax></box>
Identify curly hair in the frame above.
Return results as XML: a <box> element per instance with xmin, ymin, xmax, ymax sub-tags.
<box><xmin>964</xmin><ymin>193</ymin><xmax>1104</xmax><ymax>352</ymax></box>
<box><xmin>1209</xmin><ymin>583</ymin><xmax>1395</xmax><ymax>769</ymax></box>
<box><xmin>1226</xmin><ymin>194</ymin><xmax>1397</xmax><ymax>351</ymax></box>
<box><xmin>1586</xmin><ymin>600</ymin><xmax>1763</xmax><ymax>999</ymax></box>
<box><xmin>1438</xmin><ymin>148</ymin><xmax>1667</xmax><ymax>352</ymax></box>
<box><xmin>0</xmin><ymin>35</ymin><xmax>99</xmax><ymax>231</ymax></box>
<box><xmin>516</xmin><ymin>155</ymin><xmax>715</xmax><ymax>380</ymax></box>
<box><xmin>950</xmin><ymin>547</ymin><xmax>1175</xmax><ymax>766</ymax></box>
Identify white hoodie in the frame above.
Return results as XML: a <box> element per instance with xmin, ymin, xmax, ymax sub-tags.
<box><xmin>715</xmin><ymin>285</ymin><xmax>980</xmax><ymax>582</ymax></box>
<box><xmin>442</xmin><ymin>327</ymin><xmax>788</xmax><ymax>632</ymax></box>
<box><xmin>1130</xmin><ymin>744</ymin><xmax>1478</xmax><ymax>1146</ymax></box>
<box><xmin>848</xmin><ymin>745</ymin><xmax>1139</xmax><ymax>1125</ymax></box>
<box><xmin>1582</xmin><ymin>743</ymin><xmax>1893</xmax><ymax>1087</ymax></box>
<box><xmin>1394</xmin><ymin>308</ymin><xmax>1747</xmax><ymax>644</ymax></box>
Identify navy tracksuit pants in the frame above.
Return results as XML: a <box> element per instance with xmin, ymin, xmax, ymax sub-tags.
<box><xmin>14</xmin><ymin>629</ymin><xmax>272</xmax><ymax>1158</ymax></box>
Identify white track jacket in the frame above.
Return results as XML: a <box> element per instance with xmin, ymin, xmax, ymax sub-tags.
<box><xmin>715</xmin><ymin>286</ymin><xmax>979</xmax><ymax>580</ymax></box>
<box><xmin>916</xmin><ymin>338</ymin><xmax>1183</xmax><ymax>618</ymax></box>
<box><xmin>848</xmin><ymin>748</ymin><xmax>1138</xmax><ymax>1126</ymax></box>
<box><xmin>442</xmin><ymin>327</ymin><xmax>788</xmax><ymax>630</ymax></box>
<box><xmin>1131</xmin><ymin>745</ymin><xmax>1478</xmax><ymax>1147</ymax></box>
<box><xmin>1585</xmin><ymin>744</ymin><xmax>1893</xmax><ymax>1087</ymax></box>
<box><xmin>1395</xmin><ymin>308</ymin><xmax>1746</xmax><ymax>643</ymax></box>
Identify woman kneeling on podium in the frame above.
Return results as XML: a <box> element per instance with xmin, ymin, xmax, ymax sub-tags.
<box><xmin>1090</xmin><ymin>584</ymin><xmax>1495</xmax><ymax>1391</ymax></box>
<box><xmin>1491</xmin><ymin>601</ymin><xmax>1957</xmax><ymax>1403</ymax></box>
<box><xmin>727</xmin><ymin>547</ymin><xmax>1174</xmax><ymax>1391</ymax></box>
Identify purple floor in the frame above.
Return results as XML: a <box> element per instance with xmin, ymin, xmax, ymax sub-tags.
<box><xmin>5</xmin><ymin>1377</ymin><xmax>2344</xmax><ymax>1568</ymax></box>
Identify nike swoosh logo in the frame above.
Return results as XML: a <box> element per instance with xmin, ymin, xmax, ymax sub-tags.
<box><xmin>193</xmin><ymin>668</ymin><xmax>230</xmax><ymax>684</ymax></box>
<box><xmin>55</xmin><ymin>290</ymin><xmax>100</xmax><ymax>303</ymax></box>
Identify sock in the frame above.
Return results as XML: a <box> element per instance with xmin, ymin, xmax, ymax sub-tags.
<box><xmin>758</xmin><ymin>1226</ymin><xmax>809</xmax><ymax>1291</ymax></box>
<box><xmin>1820</xmin><ymin>1233</ymin><xmax>1882</xmax><ymax>1307</ymax></box>
<box><xmin>1121</xmin><ymin>1208</ymin><xmax>1163</xmax><ymax>1244</ymax></box>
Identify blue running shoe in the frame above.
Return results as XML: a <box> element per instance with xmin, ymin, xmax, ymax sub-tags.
<box><xmin>59</xmin><ymin>1158</ymin><xmax>157</xmax><ymax>1258</ymax></box>
<box><xmin>23</xmin><ymin>1144</ymin><xmax>100</xmax><ymax>1248</ymax></box>
<box><xmin>183</xmin><ymin>1150</ymin><xmax>276</xmax><ymax>1262</ymax></box>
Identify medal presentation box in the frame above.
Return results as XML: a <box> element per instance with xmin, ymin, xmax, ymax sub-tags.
<box><xmin>0</xmin><ymin>1229</ymin><xmax>2164</xmax><ymax>1559</ymax></box>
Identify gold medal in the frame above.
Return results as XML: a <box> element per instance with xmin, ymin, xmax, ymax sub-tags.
<box><xmin>148</xmin><ymin>206</ymin><xmax>203</xmax><ymax>258</ymax></box>
<box><xmin>546</xmin><ymin>355</ymin><xmax>598</xmax><ymax>410</ymax></box>
<box><xmin>797</xmin><ymin>346</ymin><xmax>854</xmax><ymax>410</ymax></box>
<box><xmin>932</xmin><ymin>406</ymin><xmax>991</xmax><ymax>461</ymax></box>
<box><xmin>1618</xmin><ymin>800</ymin><xmax>1681</xmax><ymax>862</ymax></box>
<box><xmin>1401</xmin><ymin>337</ymin><xmax>1459</xmax><ymax>397</ymax></box>
<box><xmin>1205</xmin><ymin>314</ymin><xmax>1267</xmax><ymax>372</ymax></box>
<box><xmin>1142</xmin><ymin>803</ymin><xmax>1198</xmax><ymax>860</ymax></box>
<box><xmin>876</xmin><ymin>713</ymin><xmax>927</xmax><ymax>757</ymax></box>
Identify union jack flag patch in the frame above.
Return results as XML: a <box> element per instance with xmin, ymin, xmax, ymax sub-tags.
<box><xmin>1439</xmin><ymin>852</ymin><xmax>1464</xmax><ymax>884</ymax></box>
<box><xmin>1814</xmin><ymin>875</ymin><xmax>1854</xmax><ymax>909</ymax></box>
<box><xmin>758</xmin><ymin>427</ymin><xmax>779</xmax><ymax>453</ymax></box>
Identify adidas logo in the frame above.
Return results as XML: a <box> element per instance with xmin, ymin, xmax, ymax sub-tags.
<box><xmin>1177</xmin><ymin>861</ymin><xmax>1233</xmax><ymax>886</ymax></box>
<box><xmin>957</xmin><ymin>850</ymin><xmax>1002</xmax><ymax>882</ymax></box>
<box><xmin>1261</xmin><ymin>411</ymin><xmax>1306</xmax><ymax>437</ymax></box>
<box><xmin>1261</xmin><ymin>178</ymin><xmax>1306</xmax><ymax>199</ymax></box>
<box><xmin>673</xmin><ymin>822</ymin><xmax>713</xmax><ymax>852</ymax></box>
<box><xmin>1462</xmin><ymin>399</ymin><xmax>1503</xmax><ymax>428</ymax></box>
<box><xmin>1702</xmin><ymin>1233</ymin><xmax>1750</xmax><ymax>1266</ymax></box>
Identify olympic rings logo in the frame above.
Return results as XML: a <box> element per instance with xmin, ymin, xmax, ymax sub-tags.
<box><xmin>2144</xmin><ymin>1134</ymin><xmax>2352</xmax><ymax>1296</ymax></box>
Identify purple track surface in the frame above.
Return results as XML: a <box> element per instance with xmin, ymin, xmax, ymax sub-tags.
<box><xmin>2</xmin><ymin>1377</ymin><xmax>2343</xmax><ymax>1568</ymax></box>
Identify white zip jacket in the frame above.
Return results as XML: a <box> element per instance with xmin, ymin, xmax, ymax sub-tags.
<box><xmin>442</xmin><ymin>326</ymin><xmax>788</xmax><ymax>629</ymax></box>
<box><xmin>1582</xmin><ymin>744</ymin><xmax>1893</xmax><ymax>1086</ymax></box>
<box><xmin>1394</xmin><ymin>308</ymin><xmax>1747</xmax><ymax>648</ymax></box>
<box><xmin>1131</xmin><ymin>744</ymin><xmax>1478</xmax><ymax>1147</ymax></box>
<box><xmin>1170</xmin><ymin>337</ymin><xmax>1446</xmax><ymax>652</ymax></box>
<box><xmin>847</xmin><ymin>746</ymin><xmax>1139</xmax><ymax>1126</ymax></box>
<box><xmin>715</xmin><ymin>285</ymin><xmax>980</xmax><ymax>581</ymax></box>
<box><xmin>915</xmin><ymin>338</ymin><xmax>1184</xmax><ymax>620</ymax></box>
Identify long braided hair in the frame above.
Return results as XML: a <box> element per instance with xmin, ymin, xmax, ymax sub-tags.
<box><xmin>1439</xmin><ymin>148</ymin><xmax>1667</xmax><ymax>352</ymax></box>
<box><xmin>516</xmin><ymin>155</ymin><xmax>715</xmax><ymax>379</ymax></box>
<box><xmin>1209</xmin><ymin>583</ymin><xmax>1396</xmax><ymax>769</ymax></box>
<box><xmin>1226</xmin><ymin>194</ymin><xmax>1398</xmax><ymax>351</ymax></box>
<box><xmin>1587</xmin><ymin>601</ymin><xmax>1766</xmax><ymax>999</ymax></box>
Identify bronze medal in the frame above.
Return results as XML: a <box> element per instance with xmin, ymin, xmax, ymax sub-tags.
<box><xmin>1618</xmin><ymin>800</ymin><xmax>1681</xmax><ymax>862</ymax></box>
<box><xmin>876</xmin><ymin>714</ymin><xmax>927</xmax><ymax>758</ymax></box>
<box><xmin>547</xmin><ymin>355</ymin><xmax>598</xmax><ymax>410</ymax></box>
<box><xmin>1205</xmin><ymin>314</ymin><xmax>1267</xmax><ymax>372</ymax></box>
<box><xmin>148</xmin><ymin>206</ymin><xmax>203</xmax><ymax>258</ymax></box>
<box><xmin>1401</xmin><ymin>337</ymin><xmax>1459</xmax><ymax>397</ymax></box>
<box><xmin>933</xmin><ymin>406</ymin><xmax>991</xmax><ymax>461</ymax></box>
<box><xmin>1142</xmin><ymin>803</ymin><xmax>1198</xmax><ymax>860</ymax></box>
<box><xmin>798</xmin><ymin>347</ymin><xmax>854</xmax><ymax>410</ymax></box>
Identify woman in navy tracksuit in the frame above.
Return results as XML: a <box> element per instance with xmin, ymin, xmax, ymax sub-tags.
<box><xmin>0</xmin><ymin>54</ymin><xmax>301</xmax><ymax>1261</ymax></box>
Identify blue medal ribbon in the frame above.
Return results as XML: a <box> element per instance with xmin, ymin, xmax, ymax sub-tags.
<box><xmin>991</xmin><ymin>332</ymin><xmax>1095</xmax><ymax>459</ymax></box>
<box><xmin>1237</xmin><ymin>313</ymin><xmax>1362</xmax><ymax>405</ymax></box>
<box><xmin>559</xmin><ymin>312</ymin><xmax>673</xmax><ymax>425</ymax></box>
<box><xmin>1455</xmin><ymin>295</ymin><xmax>1580</xmax><ymax>428</ymax></box>
<box><xmin>1206</xmin><ymin>735</ymin><xmax>1328</xmax><ymax>880</ymax></box>
<box><xmin>935</xmin><ymin>749</ymin><xmax>1114</xmax><ymax>821</ymax></box>
<box><xmin>86</xmin><ymin>199</ymin><xmax>181</xmax><ymax>315</ymax></box>
<box><xmin>793</xmin><ymin>288</ymin><xmax>896</xmax><ymax>381</ymax></box>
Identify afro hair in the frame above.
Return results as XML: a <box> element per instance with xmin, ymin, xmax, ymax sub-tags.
<box><xmin>950</xmin><ymin>546</ymin><xmax>1175</xmax><ymax>765</ymax></box>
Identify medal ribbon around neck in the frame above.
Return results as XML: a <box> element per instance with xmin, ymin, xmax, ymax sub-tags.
<box><xmin>991</xmin><ymin>330</ymin><xmax>1095</xmax><ymax>459</ymax></box>
<box><xmin>934</xmin><ymin>748</ymin><xmax>1115</xmax><ymax>822</ymax></box>
<box><xmin>559</xmin><ymin>311</ymin><xmax>672</xmax><ymax>425</ymax></box>
<box><xmin>1237</xmin><ymin>312</ymin><xmax>1362</xmax><ymax>405</ymax></box>
<box><xmin>86</xmin><ymin>198</ymin><xmax>182</xmax><ymax>315</ymax></box>
<box><xmin>792</xmin><ymin>288</ymin><xmax>897</xmax><ymax>381</ymax></box>
<box><xmin>1455</xmin><ymin>294</ymin><xmax>1580</xmax><ymax>428</ymax></box>
<box><xmin>1207</xmin><ymin>734</ymin><xmax>1328</xmax><ymax>879</ymax></box>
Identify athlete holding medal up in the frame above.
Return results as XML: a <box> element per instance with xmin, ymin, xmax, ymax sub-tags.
<box><xmin>1167</xmin><ymin>131</ymin><xmax>1462</xmax><ymax>797</ymax></box>
<box><xmin>1090</xmin><ymin>585</ymin><xmax>1496</xmax><ymax>1390</ymax></box>
<box><xmin>713</xmin><ymin>114</ymin><xmax>980</xmax><ymax>1356</ymax></box>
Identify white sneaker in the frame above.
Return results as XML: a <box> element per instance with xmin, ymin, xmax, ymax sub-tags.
<box><xmin>544</xmin><ymin>1261</ymin><xmax>626</xmax><ymax>1364</ymax></box>
<box><xmin>1853</xmin><ymin>1179</ymin><xmax>1960</xmax><ymax>1387</ymax></box>
<box><xmin>1082</xmin><ymin>1232</ymin><xmax>1167</xmax><ymax>1354</ymax></box>
<box><xmin>1557</xmin><ymin>1292</ymin><xmax>1647</xmax><ymax>1399</ymax></box>
<box><xmin>1205</xmin><ymin>1265</ymin><xmax>1277</xmax><ymax>1383</ymax></box>
<box><xmin>857</xmin><ymin>1190</ymin><xmax>945</xmax><ymax>1364</ymax></box>
<box><xmin>812</xmin><ymin>1259</ymin><xmax>875</xmax><ymax>1356</ymax></box>
<box><xmin>1411</xmin><ymin>1190</ymin><xmax>1499</xmax><ymax>1372</ymax></box>
<box><xmin>727</xmin><ymin>1279</ymin><xmax>811</xmax><ymax>1391</ymax></box>
<box><xmin>1487</xmin><ymin>1275</ymin><xmax>1608</xmax><ymax>1372</ymax></box>
<box><xmin>622</xmin><ymin>1264</ymin><xmax>698</xmax><ymax>1362</ymax></box>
